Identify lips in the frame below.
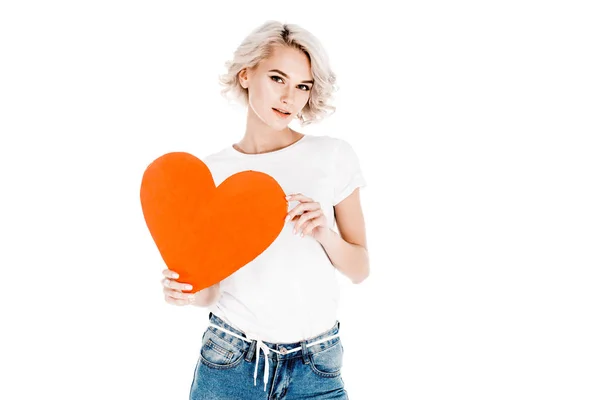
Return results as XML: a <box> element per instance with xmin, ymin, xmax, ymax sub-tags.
<box><xmin>272</xmin><ymin>108</ymin><xmax>291</xmax><ymax>115</ymax></box>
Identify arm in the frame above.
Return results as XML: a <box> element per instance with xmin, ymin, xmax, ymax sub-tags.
<box><xmin>319</xmin><ymin>188</ymin><xmax>369</xmax><ymax>284</ymax></box>
<box><xmin>194</xmin><ymin>281</ymin><xmax>222</xmax><ymax>307</ymax></box>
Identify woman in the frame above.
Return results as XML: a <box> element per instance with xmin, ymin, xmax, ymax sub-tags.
<box><xmin>161</xmin><ymin>20</ymin><xmax>369</xmax><ymax>399</ymax></box>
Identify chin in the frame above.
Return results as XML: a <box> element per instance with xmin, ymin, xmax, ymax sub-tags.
<box><xmin>268</xmin><ymin>116</ymin><xmax>291</xmax><ymax>130</ymax></box>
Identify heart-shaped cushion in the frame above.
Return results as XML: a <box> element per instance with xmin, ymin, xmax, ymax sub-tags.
<box><xmin>140</xmin><ymin>152</ymin><xmax>287</xmax><ymax>293</ymax></box>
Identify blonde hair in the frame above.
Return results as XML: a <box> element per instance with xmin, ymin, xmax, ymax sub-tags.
<box><xmin>218</xmin><ymin>20</ymin><xmax>338</xmax><ymax>126</ymax></box>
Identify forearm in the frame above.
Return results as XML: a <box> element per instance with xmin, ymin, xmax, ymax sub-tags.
<box><xmin>318</xmin><ymin>228</ymin><xmax>370</xmax><ymax>284</ymax></box>
<box><xmin>194</xmin><ymin>282</ymin><xmax>222</xmax><ymax>307</ymax></box>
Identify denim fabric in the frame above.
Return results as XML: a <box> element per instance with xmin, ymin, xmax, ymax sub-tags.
<box><xmin>189</xmin><ymin>312</ymin><xmax>348</xmax><ymax>399</ymax></box>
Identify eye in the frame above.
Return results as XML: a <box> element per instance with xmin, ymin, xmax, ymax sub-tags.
<box><xmin>270</xmin><ymin>76</ymin><xmax>311</xmax><ymax>92</ymax></box>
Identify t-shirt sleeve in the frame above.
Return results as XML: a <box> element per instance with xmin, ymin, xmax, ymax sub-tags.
<box><xmin>332</xmin><ymin>138</ymin><xmax>367</xmax><ymax>206</ymax></box>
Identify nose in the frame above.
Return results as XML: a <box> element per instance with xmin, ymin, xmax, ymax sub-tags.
<box><xmin>280</xmin><ymin>86</ymin><xmax>294</xmax><ymax>108</ymax></box>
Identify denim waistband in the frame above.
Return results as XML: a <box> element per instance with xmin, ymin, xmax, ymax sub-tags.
<box><xmin>205</xmin><ymin>312</ymin><xmax>342</xmax><ymax>391</ymax></box>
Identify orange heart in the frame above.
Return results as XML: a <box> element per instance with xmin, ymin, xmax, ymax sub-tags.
<box><xmin>140</xmin><ymin>152</ymin><xmax>287</xmax><ymax>292</ymax></box>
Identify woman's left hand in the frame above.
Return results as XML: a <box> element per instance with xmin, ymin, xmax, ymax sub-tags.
<box><xmin>285</xmin><ymin>193</ymin><xmax>331</xmax><ymax>243</ymax></box>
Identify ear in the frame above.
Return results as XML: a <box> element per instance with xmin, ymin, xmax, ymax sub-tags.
<box><xmin>238</xmin><ymin>68</ymin><xmax>249</xmax><ymax>89</ymax></box>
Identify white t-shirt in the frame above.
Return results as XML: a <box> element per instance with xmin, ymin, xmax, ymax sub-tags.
<box><xmin>203</xmin><ymin>133</ymin><xmax>366</xmax><ymax>343</ymax></box>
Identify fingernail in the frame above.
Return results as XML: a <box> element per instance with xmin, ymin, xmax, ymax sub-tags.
<box><xmin>173</xmin><ymin>273</ymin><xmax>179</xmax><ymax>279</ymax></box>
<box><xmin>185</xmin><ymin>285</ymin><xmax>193</xmax><ymax>290</ymax></box>
<box><xmin>285</xmin><ymin>215</ymin><xmax>291</xmax><ymax>222</ymax></box>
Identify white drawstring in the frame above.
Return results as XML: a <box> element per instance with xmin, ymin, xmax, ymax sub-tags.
<box><xmin>246</xmin><ymin>334</ymin><xmax>270</xmax><ymax>391</ymax></box>
<box><xmin>207</xmin><ymin>322</ymin><xmax>339</xmax><ymax>392</ymax></box>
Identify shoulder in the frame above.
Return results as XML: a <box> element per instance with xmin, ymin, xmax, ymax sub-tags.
<box><xmin>300</xmin><ymin>135</ymin><xmax>362</xmax><ymax>170</ymax></box>
<box><xmin>308</xmin><ymin>134</ymin><xmax>340</xmax><ymax>145</ymax></box>
<box><xmin>316</xmin><ymin>135</ymin><xmax>361</xmax><ymax>163</ymax></box>
<box><xmin>304</xmin><ymin>134</ymin><xmax>349</xmax><ymax>154</ymax></box>
<box><xmin>200</xmin><ymin>146</ymin><xmax>233</xmax><ymax>166</ymax></box>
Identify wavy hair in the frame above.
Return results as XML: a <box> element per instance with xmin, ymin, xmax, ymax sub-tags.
<box><xmin>218</xmin><ymin>21</ymin><xmax>338</xmax><ymax>126</ymax></box>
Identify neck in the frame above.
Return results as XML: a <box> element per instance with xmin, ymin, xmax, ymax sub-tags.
<box><xmin>235</xmin><ymin>108</ymin><xmax>298</xmax><ymax>154</ymax></box>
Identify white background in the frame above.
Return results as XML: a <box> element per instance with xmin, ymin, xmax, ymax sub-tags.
<box><xmin>1</xmin><ymin>1</ymin><xmax>599</xmax><ymax>399</ymax></box>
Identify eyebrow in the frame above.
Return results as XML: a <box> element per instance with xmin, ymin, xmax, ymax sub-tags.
<box><xmin>268</xmin><ymin>69</ymin><xmax>314</xmax><ymax>84</ymax></box>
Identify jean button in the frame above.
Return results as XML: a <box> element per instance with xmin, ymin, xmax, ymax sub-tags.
<box><xmin>280</xmin><ymin>346</ymin><xmax>288</xmax><ymax>355</ymax></box>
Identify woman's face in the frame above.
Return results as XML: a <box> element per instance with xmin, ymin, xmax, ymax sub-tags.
<box><xmin>239</xmin><ymin>45</ymin><xmax>313</xmax><ymax>129</ymax></box>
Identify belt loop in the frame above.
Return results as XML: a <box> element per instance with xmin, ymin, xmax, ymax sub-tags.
<box><xmin>245</xmin><ymin>339</ymin><xmax>256</xmax><ymax>362</ymax></box>
<box><xmin>301</xmin><ymin>341</ymin><xmax>310</xmax><ymax>364</ymax></box>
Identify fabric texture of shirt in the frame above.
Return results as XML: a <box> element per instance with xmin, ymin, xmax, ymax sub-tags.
<box><xmin>203</xmin><ymin>134</ymin><xmax>367</xmax><ymax>343</ymax></box>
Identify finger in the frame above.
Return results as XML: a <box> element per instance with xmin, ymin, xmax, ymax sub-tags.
<box><xmin>165</xmin><ymin>295</ymin><xmax>188</xmax><ymax>306</ymax></box>
<box><xmin>164</xmin><ymin>288</ymin><xmax>196</xmax><ymax>301</ymax></box>
<box><xmin>162</xmin><ymin>269</ymin><xmax>179</xmax><ymax>279</ymax></box>
<box><xmin>287</xmin><ymin>202</ymin><xmax>321</xmax><ymax>221</ymax></box>
<box><xmin>164</xmin><ymin>291</ymin><xmax>195</xmax><ymax>304</ymax></box>
<box><xmin>162</xmin><ymin>278</ymin><xmax>193</xmax><ymax>292</ymax></box>
<box><xmin>302</xmin><ymin>215</ymin><xmax>326</xmax><ymax>236</ymax></box>
<box><xmin>286</xmin><ymin>193</ymin><xmax>312</xmax><ymax>202</ymax></box>
<box><xmin>293</xmin><ymin>210</ymin><xmax>322</xmax><ymax>234</ymax></box>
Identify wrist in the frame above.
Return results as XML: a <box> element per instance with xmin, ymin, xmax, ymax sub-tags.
<box><xmin>316</xmin><ymin>227</ymin><xmax>336</xmax><ymax>246</ymax></box>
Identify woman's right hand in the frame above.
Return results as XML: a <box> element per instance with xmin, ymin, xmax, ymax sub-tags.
<box><xmin>162</xmin><ymin>269</ymin><xmax>220</xmax><ymax>307</ymax></box>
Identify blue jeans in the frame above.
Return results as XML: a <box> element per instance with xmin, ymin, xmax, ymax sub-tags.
<box><xmin>189</xmin><ymin>312</ymin><xmax>349</xmax><ymax>399</ymax></box>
